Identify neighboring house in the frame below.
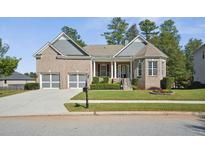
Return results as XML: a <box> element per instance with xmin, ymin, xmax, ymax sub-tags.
<box><xmin>193</xmin><ymin>44</ymin><xmax>205</xmax><ymax>84</ymax></box>
<box><xmin>0</xmin><ymin>71</ymin><xmax>35</xmax><ymax>89</ymax></box>
<box><xmin>34</xmin><ymin>32</ymin><xmax>168</xmax><ymax>89</ymax></box>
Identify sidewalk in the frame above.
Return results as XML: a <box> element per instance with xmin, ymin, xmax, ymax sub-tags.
<box><xmin>69</xmin><ymin>100</ymin><xmax>205</xmax><ymax>104</ymax></box>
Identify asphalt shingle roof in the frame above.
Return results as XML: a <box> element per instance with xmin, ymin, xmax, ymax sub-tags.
<box><xmin>83</xmin><ymin>45</ymin><xmax>124</xmax><ymax>57</ymax></box>
<box><xmin>135</xmin><ymin>43</ymin><xmax>168</xmax><ymax>58</ymax></box>
<box><xmin>0</xmin><ymin>71</ymin><xmax>34</xmax><ymax>80</ymax></box>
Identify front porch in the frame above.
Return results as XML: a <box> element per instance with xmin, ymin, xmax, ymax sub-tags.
<box><xmin>92</xmin><ymin>61</ymin><xmax>133</xmax><ymax>79</ymax></box>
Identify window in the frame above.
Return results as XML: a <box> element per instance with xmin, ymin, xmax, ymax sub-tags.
<box><xmin>203</xmin><ymin>51</ymin><xmax>205</xmax><ymax>59</ymax></box>
<box><xmin>100</xmin><ymin>64</ymin><xmax>107</xmax><ymax>76</ymax></box>
<box><xmin>148</xmin><ymin>61</ymin><xmax>158</xmax><ymax>76</ymax></box>
<box><xmin>4</xmin><ymin>80</ymin><xmax>7</xmax><ymax>84</ymax></box>
<box><xmin>137</xmin><ymin>60</ymin><xmax>142</xmax><ymax>77</ymax></box>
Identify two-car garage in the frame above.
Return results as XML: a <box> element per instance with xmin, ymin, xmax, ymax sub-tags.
<box><xmin>40</xmin><ymin>73</ymin><xmax>87</xmax><ymax>89</ymax></box>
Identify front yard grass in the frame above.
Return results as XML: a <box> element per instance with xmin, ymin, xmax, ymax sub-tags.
<box><xmin>71</xmin><ymin>89</ymin><xmax>205</xmax><ymax>100</ymax></box>
<box><xmin>0</xmin><ymin>90</ymin><xmax>25</xmax><ymax>98</ymax></box>
<box><xmin>65</xmin><ymin>103</ymin><xmax>205</xmax><ymax>112</ymax></box>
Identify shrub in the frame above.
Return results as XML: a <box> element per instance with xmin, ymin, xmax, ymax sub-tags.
<box><xmin>90</xmin><ymin>83</ymin><xmax>120</xmax><ymax>90</ymax></box>
<box><xmin>131</xmin><ymin>78</ymin><xmax>139</xmax><ymax>85</ymax></box>
<box><xmin>92</xmin><ymin>77</ymin><xmax>99</xmax><ymax>84</ymax></box>
<box><xmin>188</xmin><ymin>81</ymin><xmax>205</xmax><ymax>89</ymax></box>
<box><xmin>132</xmin><ymin>85</ymin><xmax>138</xmax><ymax>90</ymax></box>
<box><xmin>160</xmin><ymin>77</ymin><xmax>174</xmax><ymax>89</ymax></box>
<box><xmin>24</xmin><ymin>83</ymin><xmax>39</xmax><ymax>90</ymax></box>
<box><xmin>101</xmin><ymin>77</ymin><xmax>109</xmax><ymax>83</ymax></box>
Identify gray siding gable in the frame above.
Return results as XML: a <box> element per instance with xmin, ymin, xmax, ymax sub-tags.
<box><xmin>52</xmin><ymin>36</ymin><xmax>89</xmax><ymax>56</ymax></box>
<box><xmin>116</xmin><ymin>41</ymin><xmax>146</xmax><ymax>57</ymax></box>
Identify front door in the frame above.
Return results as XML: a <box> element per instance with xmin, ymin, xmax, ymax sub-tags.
<box><xmin>117</xmin><ymin>64</ymin><xmax>130</xmax><ymax>78</ymax></box>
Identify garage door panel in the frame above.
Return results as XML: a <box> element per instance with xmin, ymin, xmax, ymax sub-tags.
<box><xmin>52</xmin><ymin>83</ymin><xmax>60</xmax><ymax>88</ymax></box>
<box><xmin>69</xmin><ymin>74</ymin><xmax>86</xmax><ymax>88</ymax></box>
<box><xmin>52</xmin><ymin>74</ymin><xmax>60</xmax><ymax>81</ymax></box>
<box><xmin>69</xmin><ymin>83</ymin><xmax>77</xmax><ymax>88</ymax></box>
<box><xmin>79</xmin><ymin>83</ymin><xmax>85</xmax><ymax>88</ymax></box>
<box><xmin>42</xmin><ymin>74</ymin><xmax>50</xmax><ymax>81</ymax></box>
<box><xmin>42</xmin><ymin>83</ymin><xmax>50</xmax><ymax>88</ymax></box>
<box><xmin>79</xmin><ymin>74</ymin><xmax>86</xmax><ymax>81</ymax></box>
<box><xmin>41</xmin><ymin>74</ymin><xmax>60</xmax><ymax>89</ymax></box>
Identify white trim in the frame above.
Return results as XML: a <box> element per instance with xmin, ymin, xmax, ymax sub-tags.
<box><xmin>93</xmin><ymin>61</ymin><xmax>96</xmax><ymax>77</ymax></box>
<box><xmin>113</xmin><ymin>35</ymin><xmax>148</xmax><ymax>57</ymax></box>
<box><xmin>33</xmin><ymin>32</ymin><xmax>92</xmax><ymax>57</ymax></box>
<box><xmin>130</xmin><ymin>61</ymin><xmax>133</xmax><ymax>79</ymax></box>
<box><xmin>40</xmin><ymin>73</ymin><xmax>60</xmax><ymax>89</ymax></box>
<box><xmin>148</xmin><ymin>60</ymin><xmax>158</xmax><ymax>76</ymax></box>
<box><xmin>114</xmin><ymin>61</ymin><xmax>117</xmax><ymax>78</ymax></box>
<box><xmin>51</xmin><ymin>32</ymin><xmax>91</xmax><ymax>57</ymax></box>
<box><xmin>111</xmin><ymin>61</ymin><xmax>113</xmax><ymax>78</ymax></box>
<box><xmin>90</xmin><ymin>60</ymin><xmax>92</xmax><ymax>83</ymax></box>
<box><xmin>40</xmin><ymin>74</ymin><xmax>42</xmax><ymax>89</ymax></box>
<box><xmin>68</xmin><ymin>73</ymin><xmax>86</xmax><ymax>89</ymax></box>
<box><xmin>33</xmin><ymin>42</ymin><xmax>64</xmax><ymax>57</ymax></box>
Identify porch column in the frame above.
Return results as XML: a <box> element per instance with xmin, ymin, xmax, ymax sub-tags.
<box><xmin>93</xmin><ymin>61</ymin><xmax>96</xmax><ymax>77</ymax></box>
<box><xmin>114</xmin><ymin>61</ymin><xmax>117</xmax><ymax>78</ymax></box>
<box><xmin>111</xmin><ymin>61</ymin><xmax>113</xmax><ymax>78</ymax></box>
<box><xmin>130</xmin><ymin>61</ymin><xmax>133</xmax><ymax>79</ymax></box>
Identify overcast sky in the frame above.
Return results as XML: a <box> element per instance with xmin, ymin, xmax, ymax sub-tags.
<box><xmin>0</xmin><ymin>17</ymin><xmax>205</xmax><ymax>73</ymax></box>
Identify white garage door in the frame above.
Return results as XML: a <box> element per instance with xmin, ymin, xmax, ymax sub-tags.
<box><xmin>41</xmin><ymin>74</ymin><xmax>60</xmax><ymax>89</ymax></box>
<box><xmin>68</xmin><ymin>74</ymin><xmax>87</xmax><ymax>88</ymax></box>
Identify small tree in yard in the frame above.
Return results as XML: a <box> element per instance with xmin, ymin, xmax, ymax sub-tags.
<box><xmin>0</xmin><ymin>38</ymin><xmax>20</xmax><ymax>77</ymax></box>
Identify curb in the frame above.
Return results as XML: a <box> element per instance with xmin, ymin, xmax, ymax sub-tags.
<box><xmin>69</xmin><ymin>100</ymin><xmax>205</xmax><ymax>104</ymax></box>
<box><xmin>0</xmin><ymin>111</ymin><xmax>205</xmax><ymax>118</ymax></box>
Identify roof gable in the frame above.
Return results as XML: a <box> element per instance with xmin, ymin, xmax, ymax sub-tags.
<box><xmin>114</xmin><ymin>35</ymin><xmax>168</xmax><ymax>59</ymax></box>
<box><xmin>114</xmin><ymin>35</ymin><xmax>147</xmax><ymax>57</ymax></box>
<box><xmin>33</xmin><ymin>32</ymin><xmax>90</xmax><ymax>57</ymax></box>
<box><xmin>51</xmin><ymin>33</ymin><xmax>90</xmax><ymax>56</ymax></box>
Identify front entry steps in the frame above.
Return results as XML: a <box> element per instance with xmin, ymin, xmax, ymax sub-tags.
<box><xmin>122</xmin><ymin>78</ymin><xmax>133</xmax><ymax>91</ymax></box>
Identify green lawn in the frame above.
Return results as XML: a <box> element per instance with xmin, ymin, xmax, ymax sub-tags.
<box><xmin>65</xmin><ymin>103</ymin><xmax>205</xmax><ymax>112</ymax></box>
<box><xmin>71</xmin><ymin>89</ymin><xmax>205</xmax><ymax>100</ymax></box>
<box><xmin>0</xmin><ymin>90</ymin><xmax>25</xmax><ymax>98</ymax></box>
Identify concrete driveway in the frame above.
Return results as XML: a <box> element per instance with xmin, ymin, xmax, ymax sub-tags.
<box><xmin>0</xmin><ymin>89</ymin><xmax>81</xmax><ymax>116</ymax></box>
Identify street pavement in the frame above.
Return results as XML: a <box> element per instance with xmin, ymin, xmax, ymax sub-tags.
<box><xmin>0</xmin><ymin>89</ymin><xmax>81</xmax><ymax>116</ymax></box>
<box><xmin>0</xmin><ymin>115</ymin><xmax>204</xmax><ymax>136</ymax></box>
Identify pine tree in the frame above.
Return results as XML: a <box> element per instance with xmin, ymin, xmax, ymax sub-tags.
<box><xmin>184</xmin><ymin>38</ymin><xmax>203</xmax><ymax>81</ymax></box>
<box><xmin>126</xmin><ymin>24</ymin><xmax>139</xmax><ymax>43</ymax></box>
<box><xmin>102</xmin><ymin>17</ymin><xmax>129</xmax><ymax>45</ymax></box>
<box><xmin>139</xmin><ymin>19</ymin><xmax>159</xmax><ymax>40</ymax></box>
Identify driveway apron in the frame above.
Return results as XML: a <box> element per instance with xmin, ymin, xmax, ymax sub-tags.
<box><xmin>0</xmin><ymin>89</ymin><xmax>81</xmax><ymax>116</ymax></box>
